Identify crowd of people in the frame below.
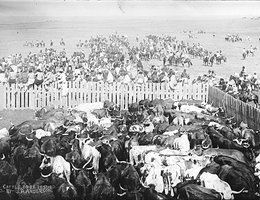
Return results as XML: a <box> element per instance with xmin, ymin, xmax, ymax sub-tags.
<box><xmin>225</xmin><ymin>34</ymin><xmax>242</xmax><ymax>42</ymax></box>
<box><xmin>2</xmin><ymin>34</ymin><xmax>258</xmax><ymax>104</ymax></box>
<box><xmin>242</xmin><ymin>45</ymin><xmax>257</xmax><ymax>59</ymax></box>
<box><xmin>23</xmin><ymin>39</ymin><xmax>65</xmax><ymax>48</ymax></box>
<box><xmin>0</xmin><ymin>34</ymin><xmax>214</xmax><ymax>92</ymax></box>
<box><xmin>217</xmin><ymin>66</ymin><xmax>260</xmax><ymax>105</ymax></box>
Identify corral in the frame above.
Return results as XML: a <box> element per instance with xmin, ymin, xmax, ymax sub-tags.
<box><xmin>1</xmin><ymin>82</ymin><xmax>260</xmax><ymax>130</ymax></box>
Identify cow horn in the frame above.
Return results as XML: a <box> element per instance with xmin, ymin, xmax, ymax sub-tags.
<box><xmin>41</xmin><ymin>172</ymin><xmax>52</xmax><ymax>178</ymax></box>
<box><xmin>219</xmin><ymin>193</ymin><xmax>224</xmax><ymax>200</ymax></box>
<box><xmin>1</xmin><ymin>154</ymin><xmax>5</xmax><ymax>160</ymax></box>
<box><xmin>227</xmin><ymin>116</ymin><xmax>235</xmax><ymax>120</ymax></box>
<box><xmin>71</xmin><ymin>163</ymin><xmax>81</xmax><ymax>171</ymax></box>
<box><xmin>202</xmin><ymin>141</ymin><xmax>210</xmax><ymax>149</ymax></box>
<box><xmin>19</xmin><ymin>130</ymin><xmax>25</xmax><ymax>135</ymax></box>
<box><xmin>85</xmin><ymin>165</ymin><xmax>94</xmax><ymax>170</ymax></box>
<box><xmin>233</xmin><ymin>138</ymin><xmax>242</xmax><ymax>145</ymax></box>
<box><xmin>63</xmin><ymin>125</ymin><xmax>69</xmax><ymax>129</ymax></box>
<box><xmin>242</xmin><ymin>142</ymin><xmax>250</xmax><ymax>148</ymax></box>
<box><xmin>140</xmin><ymin>179</ymin><xmax>149</xmax><ymax>188</ymax></box>
<box><xmin>26</xmin><ymin>136</ymin><xmax>33</xmax><ymax>141</ymax></box>
<box><xmin>231</xmin><ymin>187</ymin><xmax>245</xmax><ymax>194</ymax></box>
<box><xmin>119</xmin><ymin>184</ymin><xmax>128</xmax><ymax>191</ymax></box>
<box><xmin>82</xmin><ymin>156</ymin><xmax>93</xmax><ymax>168</ymax></box>
<box><xmin>117</xmin><ymin>192</ymin><xmax>126</xmax><ymax>196</ymax></box>
<box><xmin>39</xmin><ymin>152</ymin><xmax>46</xmax><ymax>156</ymax></box>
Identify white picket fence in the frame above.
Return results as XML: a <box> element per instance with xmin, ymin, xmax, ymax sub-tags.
<box><xmin>0</xmin><ymin>81</ymin><xmax>208</xmax><ymax>110</ymax></box>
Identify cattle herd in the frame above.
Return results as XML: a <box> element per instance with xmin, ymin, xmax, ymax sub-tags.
<box><xmin>1</xmin><ymin>99</ymin><xmax>260</xmax><ymax>200</ymax></box>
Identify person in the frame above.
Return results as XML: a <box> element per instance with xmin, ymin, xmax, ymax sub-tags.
<box><xmin>26</xmin><ymin>69</ymin><xmax>35</xmax><ymax>91</ymax></box>
<box><xmin>8</xmin><ymin>68</ymin><xmax>17</xmax><ymax>86</ymax></box>
<box><xmin>239</xmin><ymin>66</ymin><xmax>246</xmax><ymax>77</ymax></box>
<box><xmin>181</xmin><ymin>69</ymin><xmax>190</xmax><ymax>79</ymax></box>
<box><xmin>242</xmin><ymin>48</ymin><xmax>246</xmax><ymax>58</ymax></box>
<box><xmin>34</xmin><ymin>69</ymin><xmax>44</xmax><ymax>86</ymax></box>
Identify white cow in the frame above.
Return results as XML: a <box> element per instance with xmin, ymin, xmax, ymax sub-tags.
<box><xmin>35</xmin><ymin>129</ymin><xmax>51</xmax><ymax>139</ymax></box>
<box><xmin>179</xmin><ymin>105</ymin><xmax>206</xmax><ymax>113</ymax></box>
<box><xmin>144</xmin><ymin>151</ymin><xmax>162</xmax><ymax>165</ymax></box>
<box><xmin>163</xmin><ymin>164</ymin><xmax>183</xmax><ymax>194</ymax></box>
<box><xmin>80</xmin><ymin>143</ymin><xmax>101</xmax><ymax>173</ymax></box>
<box><xmin>200</xmin><ymin>172</ymin><xmax>245</xmax><ymax>199</ymax></box>
<box><xmin>74</xmin><ymin>102</ymin><xmax>104</xmax><ymax>113</ymax></box>
<box><xmin>255</xmin><ymin>154</ymin><xmax>260</xmax><ymax>163</ymax></box>
<box><xmin>254</xmin><ymin>163</ymin><xmax>260</xmax><ymax>179</ymax></box>
<box><xmin>40</xmin><ymin>155</ymin><xmax>72</xmax><ymax>184</ymax></box>
<box><xmin>173</xmin><ymin>133</ymin><xmax>190</xmax><ymax>152</ymax></box>
<box><xmin>129</xmin><ymin>145</ymin><xmax>157</xmax><ymax>166</ymax></box>
<box><xmin>0</xmin><ymin>128</ymin><xmax>9</xmax><ymax>140</ymax></box>
<box><xmin>143</xmin><ymin>162</ymin><xmax>164</xmax><ymax>193</ymax></box>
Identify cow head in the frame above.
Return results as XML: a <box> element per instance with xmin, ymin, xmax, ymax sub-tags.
<box><xmin>39</xmin><ymin>156</ymin><xmax>53</xmax><ymax>178</ymax></box>
<box><xmin>56</xmin><ymin>182</ymin><xmax>78</xmax><ymax>200</ymax></box>
<box><xmin>40</xmin><ymin>137</ymin><xmax>57</xmax><ymax>156</ymax></box>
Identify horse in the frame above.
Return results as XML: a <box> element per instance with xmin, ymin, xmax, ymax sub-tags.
<box><xmin>203</xmin><ymin>56</ymin><xmax>209</xmax><ymax>66</ymax></box>
<box><xmin>242</xmin><ymin>52</ymin><xmax>247</xmax><ymax>60</ymax></box>
<box><xmin>209</xmin><ymin>55</ymin><xmax>215</xmax><ymax>67</ymax></box>
<box><xmin>181</xmin><ymin>58</ymin><xmax>193</xmax><ymax>67</ymax></box>
<box><xmin>216</xmin><ymin>55</ymin><xmax>227</xmax><ymax>64</ymax></box>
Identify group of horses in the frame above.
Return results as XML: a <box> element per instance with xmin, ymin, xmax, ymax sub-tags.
<box><xmin>203</xmin><ymin>54</ymin><xmax>227</xmax><ymax>67</ymax></box>
<box><xmin>242</xmin><ymin>47</ymin><xmax>257</xmax><ymax>60</ymax></box>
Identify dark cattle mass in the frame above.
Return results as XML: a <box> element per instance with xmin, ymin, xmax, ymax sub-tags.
<box><xmin>1</xmin><ymin>99</ymin><xmax>260</xmax><ymax>200</ymax></box>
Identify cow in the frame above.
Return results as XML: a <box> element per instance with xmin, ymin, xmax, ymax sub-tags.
<box><xmin>173</xmin><ymin>133</ymin><xmax>190</xmax><ymax>152</ymax></box>
<box><xmin>0</xmin><ymin>160</ymin><xmax>18</xmax><ymax>186</ymax></box>
<box><xmin>35</xmin><ymin>105</ymin><xmax>55</xmax><ymax>119</ymax></box>
<box><xmin>175</xmin><ymin>181</ymin><xmax>222</xmax><ymax>200</ymax></box>
<box><xmin>80</xmin><ymin>142</ymin><xmax>101</xmax><ymax>173</ymax></box>
<box><xmin>199</xmin><ymin>172</ymin><xmax>245</xmax><ymax>199</ymax></box>
<box><xmin>199</xmin><ymin>155</ymin><xmax>257</xmax><ymax>199</ymax></box>
<box><xmin>74</xmin><ymin>170</ymin><xmax>93</xmax><ymax>200</ymax></box>
<box><xmin>40</xmin><ymin>136</ymin><xmax>58</xmax><ymax>156</ymax></box>
<box><xmin>95</xmin><ymin>143</ymin><xmax>117</xmax><ymax>172</ymax></box>
<box><xmin>201</xmin><ymin>148</ymin><xmax>249</xmax><ymax>164</ymax></box>
<box><xmin>9</xmin><ymin>120</ymin><xmax>46</xmax><ymax>134</ymax></box>
<box><xmin>40</xmin><ymin>155</ymin><xmax>72</xmax><ymax>185</ymax></box>
<box><xmin>92</xmin><ymin>173</ymin><xmax>116</xmax><ymax>200</ymax></box>
<box><xmin>0</xmin><ymin>128</ymin><xmax>9</xmax><ymax>140</ymax></box>
<box><xmin>142</xmin><ymin>162</ymin><xmax>164</xmax><ymax>193</ymax></box>
<box><xmin>75</xmin><ymin>102</ymin><xmax>104</xmax><ymax>113</ymax></box>
<box><xmin>129</xmin><ymin>145</ymin><xmax>157</xmax><ymax>166</ymax></box>
<box><xmin>34</xmin><ymin>129</ymin><xmax>51</xmax><ymax>139</ymax></box>
<box><xmin>0</xmin><ymin>137</ymin><xmax>11</xmax><ymax>162</ymax></box>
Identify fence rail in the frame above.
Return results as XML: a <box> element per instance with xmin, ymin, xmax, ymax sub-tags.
<box><xmin>0</xmin><ymin>82</ymin><xmax>208</xmax><ymax>111</ymax></box>
<box><xmin>208</xmin><ymin>85</ymin><xmax>260</xmax><ymax>130</ymax></box>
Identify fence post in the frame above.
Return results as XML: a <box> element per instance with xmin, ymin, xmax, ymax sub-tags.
<box><xmin>0</xmin><ymin>83</ymin><xmax>6</xmax><ymax>110</ymax></box>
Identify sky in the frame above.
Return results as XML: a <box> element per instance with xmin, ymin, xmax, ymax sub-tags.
<box><xmin>0</xmin><ymin>1</ymin><xmax>260</xmax><ymax>19</ymax></box>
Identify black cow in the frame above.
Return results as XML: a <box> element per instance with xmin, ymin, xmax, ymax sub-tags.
<box><xmin>93</xmin><ymin>173</ymin><xmax>116</xmax><ymax>200</ymax></box>
<box><xmin>175</xmin><ymin>182</ymin><xmax>221</xmax><ymax>200</ymax></box>
<box><xmin>0</xmin><ymin>160</ymin><xmax>18</xmax><ymax>186</ymax></box>
<box><xmin>74</xmin><ymin>170</ymin><xmax>93</xmax><ymax>200</ymax></box>
<box><xmin>40</xmin><ymin>136</ymin><xmax>58</xmax><ymax>156</ymax></box>
<box><xmin>207</xmin><ymin>126</ymin><xmax>254</xmax><ymax>160</ymax></box>
<box><xmin>96</xmin><ymin>143</ymin><xmax>117</xmax><ymax>172</ymax></box>
<box><xmin>0</xmin><ymin>137</ymin><xmax>11</xmax><ymax>162</ymax></box>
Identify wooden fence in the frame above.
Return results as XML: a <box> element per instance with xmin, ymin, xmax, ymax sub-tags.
<box><xmin>0</xmin><ymin>81</ymin><xmax>208</xmax><ymax>111</ymax></box>
<box><xmin>208</xmin><ymin>85</ymin><xmax>260</xmax><ymax>130</ymax></box>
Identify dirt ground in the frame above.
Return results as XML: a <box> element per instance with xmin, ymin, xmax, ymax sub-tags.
<box><xmin>0</xmin><ymin>109</ymin><xmax>35</xmax><ymax>129</ymax></box>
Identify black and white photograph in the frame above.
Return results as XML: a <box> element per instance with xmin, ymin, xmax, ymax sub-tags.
<box><xmin>0</xmin><ymin>0</ymin><xmax>260</xmax><ymax>199</ymax></box>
